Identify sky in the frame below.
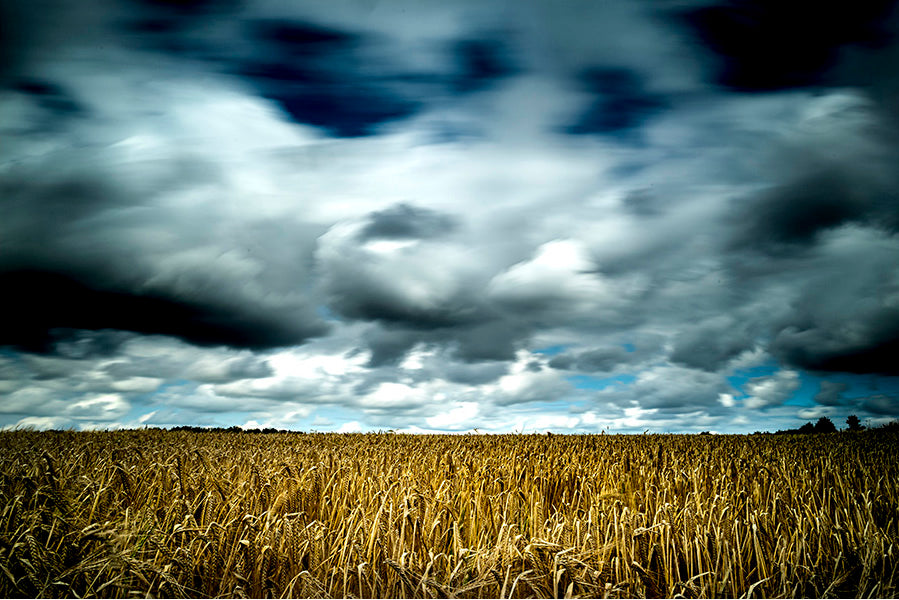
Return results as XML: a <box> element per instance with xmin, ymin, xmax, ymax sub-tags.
<box><xmin>2</xmin><ymin>0</ymin><xmax>899</xmax><ymax>434</ymax></box>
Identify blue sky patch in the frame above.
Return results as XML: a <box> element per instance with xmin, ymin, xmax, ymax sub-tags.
<box><xmin>567</xmin><ymin>373</ymin><xmax>637</xmax><ymax>391</ymax></box>
<box><xmin>534</xmin><ymin>345</ymin><xmax>569</xmax><ymax>356</ymax></box>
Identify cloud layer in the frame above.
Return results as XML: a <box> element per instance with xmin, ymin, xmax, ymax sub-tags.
<box><xmin>1</xmin><ymin>0</ymin><xmax>898</xmax><ymax>432</ymax></box>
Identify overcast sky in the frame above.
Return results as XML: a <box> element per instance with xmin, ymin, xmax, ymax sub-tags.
<box><xmin>2</xmin><ymin>0</ymin><xmax>899</xmax><ymax>433</ymax></box>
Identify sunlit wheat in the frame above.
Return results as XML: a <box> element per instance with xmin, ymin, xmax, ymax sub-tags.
<box><xmin>0</xmin><ymin>430</ymin><xmax>896</xmax><ymax>598</ymax></box>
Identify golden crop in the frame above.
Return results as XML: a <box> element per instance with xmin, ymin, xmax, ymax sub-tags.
<box><xmin>1</xmin><ymin>430</ymin><xmax>897</xmax><ymax>598</ymax></box>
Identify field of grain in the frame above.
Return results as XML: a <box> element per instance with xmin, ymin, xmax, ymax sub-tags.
<box><xmin>1</xmin><ymin>430</ymin><xmax>897</xmax><ymax>598</ymax></box>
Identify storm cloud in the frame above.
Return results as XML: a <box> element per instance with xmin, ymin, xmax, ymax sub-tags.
<box><xmin>2</xmin><ymin>0</ymin><xmax>899</xmax><ymax>432</ymax></box>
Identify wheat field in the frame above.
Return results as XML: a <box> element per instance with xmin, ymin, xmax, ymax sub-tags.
<box><xmin>1</xmin><ymin>430</ymin><xmax>897</xmax><ymax>598</ymax></box>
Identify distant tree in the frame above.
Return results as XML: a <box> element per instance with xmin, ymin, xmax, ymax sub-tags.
<box><xmin>814</xmin><ymin>416</ymin><xmax>837</xmax><ymax>433</ymax></box>
<box><xmin>875</xmin><ymin>419</ymin><xmax>899</xmax><ymax>432</ymax></box>
<box><xmin>798</xmin><ymin>422</ymin><xmax>816</xmax><ymax>434</ymax></box>
<box><xmin>846</xmin><ymin>415</ymin><xmax>864</xmax><ymax>432</ymax></box>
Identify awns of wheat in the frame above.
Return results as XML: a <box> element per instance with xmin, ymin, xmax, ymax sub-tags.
<box><xmin>0</xmin><ymin>429</ymin><xmax>897</xmax><ymax>598</ymax></box>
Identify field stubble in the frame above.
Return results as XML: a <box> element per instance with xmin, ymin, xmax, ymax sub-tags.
<box><xmin>0</xmin><ymin>430</ymin><xmax>897</xmax><ymax>598</ymax></box>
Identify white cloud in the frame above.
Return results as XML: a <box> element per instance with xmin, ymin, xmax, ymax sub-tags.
<box><xmin>488</xmin><ymin>350</ymin><xmax>570</xmax><ymax>405</ymax></box>
<box><xmin>425</xmin><ymin>401</ymin><xmax>480</xmax><ymax>429</ymax></box>
<box><xmin>400</xmin><ymin>345</ymin><xmax>434</xmax><ymax>370</ymax></box>
<box><xmin>337</xmin><ymin>421</ymin><xmax>364</xmax><ymax>433</ymax></box>
<box><xmin>526</xmin><ymin>414</ymin><xmax>581</xmax><ymax>432</ymax></box>
<box><xmin>360</xmin><ymin>382</ymin><xmax>431</xmax><ymax>409</ymax></box>
<box><xmin>744</xmin><ymin>371</ymin><xmax>801</xmax><ymax>409</ymax></box>
<box><xmin>110</xmin><ymin>377</ymin><xmax>163</xmax><ymax>393</ymax></box>
<box><xmin>213</xmin><ymin>377</ymin><xmax>319</xmax><ymax>400</ymax></box>
<box><xmin>798</xmin><ymin>406</ymin><xmax>836</xmax><ymax>420</ymax></box>
<box><xmin>0</xmin><ymin>387</ymin><xmax>58</xmax><ymax>414</ymax></box>
<box><xmin>596</xmin><ymin>364</ymin><xmax>726</xmax><ymax>412</ymax></box>
<box><xmin>268</xmin><ymin>347</ymin><xmax>369</xmax><ymax>379</ymax></box>
<box><xmin>488</xmin><ymin>239</ymin><xmax>644</xmax><ymax>318</ymax></box>
<box><xmin>3</xmin><ymin>416</ymin><xmax>72</xmax><ymax>431</ymax></box>
<box><xmin>68</xmin><ymin>393</ymin><xmax>130</xmax><ymax>421</ymax></box>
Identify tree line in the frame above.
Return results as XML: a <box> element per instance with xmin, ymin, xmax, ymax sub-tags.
<box><xmin>772</xmin><ymin>415</ymin><xmax>894</xmax><ymax>435</ymax></box>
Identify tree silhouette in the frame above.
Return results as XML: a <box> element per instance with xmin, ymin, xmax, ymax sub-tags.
<box><xmin>814</xmin><ymin>416</ymin><xmax>837</xmax><ymax>433</ymax></box>
<box><xmin>846</xmin><ymin>415</ymin><xmax>864</xmax><ymax>431</ymax></box>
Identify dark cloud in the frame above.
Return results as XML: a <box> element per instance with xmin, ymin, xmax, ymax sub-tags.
<box><xmin>730</xmin><ymin>170</ymin><xmax>898</xmax><ymax>254</ymax></box>
<box><xmin>450</xmin><ymin>319</ymin><xmax>530</xmax><ymax>363</ymax></box>
<box><xmin>237</xmin><ymin>20</ymin><xmax>421</xmax><ymax>137</ymax></box>
<box><xmin>20</xmin><ymin>353</ymin><xmax>88</xmax><ymax>381</ymax></box>
<box><xmin>735</xmin><ymin>208</ymin><xmax>899</xmax><ymax>377</ymax></box>
<box><xmin>709</xmin><ymin>76</ymin><xmax>899</xmax><ymax>379</ymax></box>
<box><xmin>359</xmin><ymin>318</ymin><xmax>527</xmax><ymax>367</ymax></box>
<box><xmin>132</xmin><ymin>0</ymin><xmax>236</xmax><ymax>15</ymax></box>
<box><xmin>0</xmin><ymin>150</ymin><xmax>329</xmax><ymax>353</ymax></box>
<box><xmin>0</xmin><ymin>269</ymin><xmax>327</xmax><ymax>352</ymax></box>
<box><xmin>596</xmin><ymin>364</ymin><xmax>727</xmax><ymax>413</ymax></box>
<box><xmin>815</xmin><ymin>381</ymin><xmax>849</xmax><ymax>406</ymax></box>
<box><xmin>0</xmin><ymin>0</ymin><xmax>38</xmax><ymax>79</ymax></box>
<box><xmin>3</xmin><ymin>0</ymin><xmax>899</xmax><ymax>432</ymax></box>
<box><xmin>326</xmin><ymin>289</ymin><xmax>483</xmax><ymax>330</ymax></box>
<box><xmin>121</xmin><ymin>0</ymin><xmax>241</xmax><ymax>41</ymax></box>
<box><xmin>441</xmin><ymin>360</ymin><xmax>508</xmax><ymax>385</ymax></box>
<box><xmin>0</xmin><ymin>355</ymin><xmax>23</xmax><ymax>380</ymax></box>
<box><xmin>105</xmin><ymin>7</ymin><xmax>430</xmax><ymax>136</ymax></box>
<box><xmin>565</xmin><ymin>67</ymin><xmax>667</xmax><ymax>136</ymax></box>
<box><xmin>772</xmin><ymin>321</ymin><xmax>899</xmax><ymax>376</ymax></box>
<box><xmin>102</xmin><ymin>0</ymin><xmax>525</xmax><ymax>138</ymax></box>
<box><xmin>252</xmin><ymin>18</ymin><xmax>354</xmax><ymax>50</ymax></box>
<box><xmin>361</xmin><ymin>327</ymin><xmax>420</xmax><ymax>367</ymax></box>
<box><xmin>682</xmin><ymin>0</ymin><xmax>898</xmax><ymax>91</ymax></box>
<box><xmin>549</xmin><ymin>346</ymin><xmax>636</xmax><ymax>372</ymax></box>
<box><xmin>621</xmin><ymin>189</ymin><xmax>666</xmax><ymax>217</ymax></box>
<box><xmin>358</xmin><ymin>203</ymin><xmax>456</xmax><ymax>241</ymax></box>
<box><xmin>233</xmin><ymin>23</ymin><xmax>522</xmax><ymax>136</ymax></box>
<box><xmin>189</xmin><ymin>354</ymin><xmax>273</xmax><ymax>381</ymax></box>
<box><xmin>860</xmin><ymin>393</ymin><xmax>899</xmax><ymax>415</ymax></box>
<box><xmin>49</xmin><ymin>330</ymin><xmax>133</xmax><ymax>360</ymax></box>
<box><xmin>669</xmin><ymin>317</ymin><xmax>756</xmax><ymax>371</ymax></box>
<box><xmin>738</xmin><ymin>175</ymin><xmax>864</xmax><ymax>250</ymax></box>
<box><xmin>450</xmin><ymin>35</ymin><xmax>517</xmax><ymax>94</ymax></box>
<box><xmin>317</xmin><ymin>204</ymin><xmax>493</xmax><ymax>332</ymax></box>
<box><xmin>0</xmin><ymin>169</ymin><xmax>117</xmax><ymax>255</ymax></box>
<box><xmin>125</xmin><ymin>16</ymin><xmax>194</xmax><ymax>36</ymax></box>
<box><xmin>13</xmin><ymin>79</ymin><xmax>84</xmax><ymax>116</ymax></box>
